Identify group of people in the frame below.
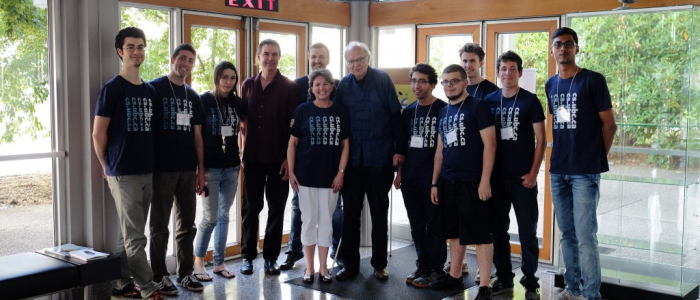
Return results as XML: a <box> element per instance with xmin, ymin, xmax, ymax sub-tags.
<box><xmin>93</xmin><ymin>25</ymin><xmax>616</xmax><ymax>300</ymax></box>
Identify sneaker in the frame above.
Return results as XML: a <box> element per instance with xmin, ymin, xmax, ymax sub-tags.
<box><xmin>525</xmin><ymin>285</ymin><xmax>541</xmax><ymax>300</ymax></box>
<box><xmin>474</xmin><ymin>286</ymin><xmax>493</xmax><ymax>300</ymax></box>
<box><xmin>442</xmin><ymin>261</ymin><xmax>469</xmax><ymax>274</ymax></box>
<box><xmin>429</xmin><ymin>274</ymin><xmax>463</xmax><ymax>289</ymax></box>
<box><xmin>111</xmin><ymin>283</ymin><xmax>141</xmax><ymax>299</ymax></box>
<box><xmin>406</xmin><ymin>267</ymin><xmax>427</xmax><ymax>284</ymax></box>
<box><xmin>412</xmin><ymin>270</ymin><xmax>444</xmax><ymax>288</ymax></box>
<box><xmin>489</xmin><ymin>278</ymin><xmax>514</xmax><ymax>295</ymax></box>
<box><xmin>553</xmin><ymin>290</ymin><xmax>588</xmax><ymax>300</ymax></box>
<box><xmin>177</xmin><ymin>274</ymin><xmax>204</xmax><ymax>292</ymax></box>
<box><xmin>143</xmin><ymin>291</ymin><xmax>165</xmax><ymax>300</ymax></box>
<box><xmin>155</xmin><ymin>277</ymin><xmax>178</xmax><ymax>296</ymax></box>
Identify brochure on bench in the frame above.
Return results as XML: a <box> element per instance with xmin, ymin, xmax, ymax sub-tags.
<box><xmin>69</xmin><ymin>249</ymin><xmax>109</xmax><ymax>262</ymax></box>
<box><xmin>43</xmin><ymin>243</ymin><xmax>89</xmax><ymax>257</ymax></box>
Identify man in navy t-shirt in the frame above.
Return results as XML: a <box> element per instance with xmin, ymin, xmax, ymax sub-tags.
<box><xmin>282</xmin><ymin>43</ymin><xmax>343</xmax><ymax>271</ymax></box>
<box><xmin>393</xmin><ymin>63</ymin><xmax>447</xmax><ymax>288</ymax></box>
<box><xmin>92</xmin><ymin>27</ymin><xmax>164</xmax><ymax>300</ymax></box>
<box><xmin>545</xmin><ymin>27</ymin><xmax>617</xmax><ymax>300</ymax></box>
<box><xmin>148</xmin><ymin>44</ymin><xmax>205</xmax><ymax>293</ymax></box>
<box><xmin>429</xmin><ymin>65</ymin><xmax>496</xmax><ymax>300</ymax></box>
<box><xmin>484</xmin><ymin>51</ymin><xmax>546</xmax><ymax>300</ymax></box>
<box><xmin>459</xmin><ymin>43</ymin><xmax>499</xmax><ymax>101</ymax></box>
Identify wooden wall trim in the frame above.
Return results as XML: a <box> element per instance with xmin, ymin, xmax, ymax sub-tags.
<box><xmin>369</xmin><ymin>0</ymin><xmax>700</xmax><ymax>27</ymax></box>
<box><xmin>122</xmin><ymin>0</ymin><xmax>350</xmax><ymax>27</ymax></box>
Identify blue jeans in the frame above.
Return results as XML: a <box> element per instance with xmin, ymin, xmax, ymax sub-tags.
<box><xmin>194</xmin><ymin>166</ymin><xmax>240</xmax><ymax>265</ymax></box>
<box><xmin>550</xmin><ymin>173</ymin><xmax>602</xmax><ymax>300</ymax></box>
<box><xmin>401</xmin><ymin>183</ymin><xmax>446</xmax><ymax>273</ymax></box>
<box><xmin>492</xmin><ymin>177</ymin><xmax>539</xmax><ymax>288</ymax></box>
<box><xmin>289</xmin><ymin>191</ymin><xmax>343</xmax><ymax>254</ymax></box>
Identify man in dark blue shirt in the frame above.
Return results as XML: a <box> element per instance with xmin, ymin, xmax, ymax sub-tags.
<box><xmin>429</xmin><ymin>65</ymin><xmax>496</xmax><ymax>300</ymax></box>
<box><xmin>148</xmin><ymin>43</ymin><xmax>205</xmax><ymax>293</ymax></box>
<box><xmin>335</xmin><ymin>41</ymin><xmax>405</xmax><ymax>281</ymax></box>
<box><xmin>484</xmin><ymin>51</ymin><xmax>546</xmax><ymax>300</ymax></box>
<box><xmin>282</xmin><ymin>43</ymin><xmax>344</xmax><ymax>271</ymax></box>
<box><xmin>459</xmin><ymin>43</ymin><xmax>499</xmax><ymax>101</ymax></box>
<box><xmin>393</xmin><ymin>63</ymin><xmax>447</xmax><ymax>288</ymax></box>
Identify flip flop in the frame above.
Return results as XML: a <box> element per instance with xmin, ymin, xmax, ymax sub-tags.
<box><xmin>213</xmin><ymin>270</ymin><xmax>236</xmax><ymax>279</ymax></box>
<box><xmin>194</xmin><ymin>272</ymin><xmax>213</xmax><ymax>282</ymax></box>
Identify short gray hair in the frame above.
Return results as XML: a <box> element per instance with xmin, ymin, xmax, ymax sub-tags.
<box><xmin>345</xmin><ymin>41</ymin><xmax>371</xmax><ymax>62</ymax></box>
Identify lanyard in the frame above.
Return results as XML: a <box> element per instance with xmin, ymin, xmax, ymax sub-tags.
<box><xmin>470</xmin><ymin>81</ymin><xmax>482</xmax><ymax>98</ymax></box>
<box><xmin>556</xmin><ymin>67</ymin><xmax>579</xmax><ymax>108</ymax></box>
<box><xmin>412</xmin><ymin>98</ymin><xmax>435</xmax><ymax>135</ymax></box>
<box><xmin>214</xmin><ymin>93</ymin><xmax>231</xmax><ymax>126</ymax></box>
<box><xmin>168</xmin><ymin>79</ymin><xmax>188</xmax><ymax>106</ymax></box>
<box><xmin>499</xmin><ymin>88</ymin><xmax>520</xmax><ymax>127</ymax></box>
<box><xmin>446</xmin><ymin>97</ymin><xmax>467</xmax><ymax>130</ymax></box>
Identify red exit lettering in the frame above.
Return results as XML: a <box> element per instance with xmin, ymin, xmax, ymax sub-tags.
<box><xmin>225</xmin><ymin>0</ymin><xmax>278</xmax><ymax>12</ymax></box>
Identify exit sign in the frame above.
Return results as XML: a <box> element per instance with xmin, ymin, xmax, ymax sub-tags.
<box><xmin>225</xmin><ymin>0</ymin><xmax>278</xmax><ymax>12</ymax></box>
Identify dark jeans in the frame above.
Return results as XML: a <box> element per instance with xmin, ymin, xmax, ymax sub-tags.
<box><xmin>241</xmin><ymin>161</ymin><xmax>290</xmax><ymax>261</ymax></box>
<box><xmin>401</xmin><ymin>183</ymin><xmax>446</xmax><ymax>273</ymax></box>
<box><xmin>339</xmin><ymin>164</ymin><xmax>393</xmax><ymax>270</ymax></box>
<box><xmin>492</xmin><ymin>177</ymin><xmax>540</xmax><ymax>288</ymax></box>
<box><xmin>149</xmin><ymin>171</ymin><xmax>197</xmax><ymax>280</ymax></box>
<box><xmin>289</xmin><ymin>192</ymin><xmax>343</xmax><ymax>254</ymax></box>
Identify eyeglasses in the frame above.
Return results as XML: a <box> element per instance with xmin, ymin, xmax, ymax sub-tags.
<box><xmin>123</xmin><ymin>45</ymin><xmax>146</xmax><ymax>52</ymax></box>
<box><xmin>440</xmin><ymin>78</ymin><xmax>463</xmax><ymax>86</ymax></box>
<box><xmin>346</xmin><ymin>56</ymin><xmax>366</xmax><ymax>65</ymax></box>
<box><xmin>409</xmin><ymin>79</ymin><xmax>429</xmax><ymax>85</ymax></box>
<box><xmin>551</xmin><ymin>41</ymin><xmax>577</xmax><ymax>49</ymax></box>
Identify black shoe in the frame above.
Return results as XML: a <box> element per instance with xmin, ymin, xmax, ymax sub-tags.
<box><xmin>429</xmin><ymin>274</ymin><xmax>463</xmax><ymax>289</ymax></box>
<box><xmin>524</xmin><ymin>285</ymin><xmax>541</xmax><ymax>300</ymax></box>
<box><xmin>489</xmin><ymin>279</ymin><xmax>514</xmax><ymax>295</ymax></box>
<box><xmin>474</xmin><ymin>286</ymin><xmax>493</xmax><ymax>300</ymax></box>
<box><xmin>374</xmin><ymin>268</ymin><xmax>389</xmax><ymax>280</ymax></box>
<box><xmin>264</xmin><ymin>259</ymin><xmax>281</xmax><ymax>275</ymax></box>
<box><xmin>319</xmin><ymin>272</ymin><xmax>333</xmax><ymax>283</ymax></box>
<box><xmin>177</xmin><ymin>275</ymin><xmax>203</xmax><ymax>292</ymax></box>
<box><xmin>302</xmin><ymin>269</ymin><xmax>314</xmax><ymax>284</ymax></box>
<box><xmin>240</xmin><ymin>259</ymin><xmax>254</xmax><ymax>275</ymax></box>
<box><xmin>406</xmin><ymin>267</ymin><xmax>427</xmax><ymax>284</ymax></box>
<box><xmin>112</xmin><ymin>282</ymin><xmax>141</xmax><ymax>299</ymax></box>
<box><xmin>335</xmin><ymin>268</ymin><xmax>358</xmax><ymax>281</ymax></box>
<box><xmin>154</xmin><ymin>277</ymin><xmax>179</xmax><ymax>296</ymax></box>
<box><xmin>280</xmin><ymin>252</ymin><xmax>303</xmax><ymax>270</ymax></box>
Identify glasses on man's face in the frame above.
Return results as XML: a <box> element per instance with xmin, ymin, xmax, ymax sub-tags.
<box><xmin>123</xmin><ymin>45</ymin><xmax>146</xmax><ymax>52</ymax></box>
<box><xmin>551</xmin><ymin>41</ymin><xmax>577</xmax><ymax>49</ymax></box>
<box><xmin>440</xmin><ymin>78</ymin><xmax>463</xmax><ymax>86</ymax></box>
<box><xmin>409</xmin><ymin>79</ymin><xmax>429</xmax><ymax>85</ymax></box>
<box><xmin>346</xmin><ymin>56</ymin><xmax>366</xmax><ymax>65</ymax></box>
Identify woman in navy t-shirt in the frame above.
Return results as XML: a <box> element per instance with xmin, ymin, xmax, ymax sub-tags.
<box><xmin>288</xmin><ymin>69</ymin><xmax>350</xmax><ymax>284</ymax></box>
<box><xmin>193</xmin><ymin>61</ymin><xmax>246</xmax><ymax>280</ymax></box>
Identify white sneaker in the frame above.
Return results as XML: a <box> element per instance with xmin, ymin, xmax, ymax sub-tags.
<box><xmin>553</xmin><ymin>290</ymin><xmax>588</xmax><ymax>300</ymax></box>
<box><xmin>462</xmin><ymin>260</ymin><xmax>469</xmax><ymax>273</ymax></box>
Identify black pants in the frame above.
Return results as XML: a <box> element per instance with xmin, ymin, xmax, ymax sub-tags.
<box><xmin>339</xmin><ymin>164</ymin><xmax>393</xmax><ymax>270</ymax></box>
<box><xmin>240</xmin><ymin>161</ymin><xmax>290</xmax><ymax>261</ymax></box>
<box><xmin>401</xmin><ymin>183</ymin><xmax>446</xmax><ymax>273</ymax></box>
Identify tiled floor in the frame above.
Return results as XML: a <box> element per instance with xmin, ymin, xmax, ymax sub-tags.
<box><xmin>157</xmin><ymin>240</ymin><xmax>575</xmax><ymax>300</ymax></box>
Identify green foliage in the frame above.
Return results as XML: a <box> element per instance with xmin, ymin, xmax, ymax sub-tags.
<box><xmin>571</xmin><ymin>10</ymin><xmax>696</xmax><ymax>168</ymax></box>
<box><xmin>514</xmin><ymin>32</ymin><xmax>548</xmax><ymax>112</ymax></box>
<box><xmin>190</xmin><ymin>27</ymin><xmax>237</xmax><ymax>94</ymax></box>
<box><xmin>120</xmin><ymin>7</ymin><xmax>170</xmax><ymax>82</ymax></box>
<box><xmin>0</xmin><ymin>0</ymin><xmax>48</xmax><ymax>143</ymax></box>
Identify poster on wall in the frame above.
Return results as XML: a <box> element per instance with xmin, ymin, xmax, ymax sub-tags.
<box><xmin>225</xmin><ymin>0</ymin><xmax>278</xmax><ymax>12</ymax></box>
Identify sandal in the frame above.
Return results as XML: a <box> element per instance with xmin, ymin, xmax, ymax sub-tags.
<box><xmin>213</xmin><ymin>270</ymin><xmax>235</xmax><ymax>279</ymax></box>
<box><xmin>302</xmin><ymin>269</ymin><xmax>314</xmax><ymax>284</ymax></box>
<box><xmin>319</xmin><ymin>272</ymin><xmax>333</xmax><ymax>283</ymax></box>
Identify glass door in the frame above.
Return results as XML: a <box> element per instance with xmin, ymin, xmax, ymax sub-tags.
<box><xmin>183</xmin><ymin>11</ymin><xmax>246</xmax><ymax>258</ymax></box>
<box><xmin>484</xmin><ymin>18</ymin><xmax>558</xmax><ymax>261</ymax></box>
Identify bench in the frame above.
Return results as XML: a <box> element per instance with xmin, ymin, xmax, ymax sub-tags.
<box><xmin>0</xmin><ymin>251</ymin><xmax>120</xmax><ymax>299</ymax></box>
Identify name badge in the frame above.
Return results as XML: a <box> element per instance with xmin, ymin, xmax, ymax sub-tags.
<box><xmin>410</xmin><ymin>136</ymin><xmax>424</xmax><ymax>148</ymax></box>
<box><xmin>221</xmin><ymin>126</ymin><xmax>233</xmax><ymax>137</ymax></box>
<box><xmin>557</xmin><ymin>107</ymin><xmax>571</xmax><ymax>122</ymax></box>
<box><xmin>500</xmin><ymin>127</ymin><xmax>514</xmax><ymax>140</ymax></box>
<box><xmin>446</xmin><ymin>130</ymin><xmax>457</xmax><ymax>145</ymax></box>
<box><xmin>176</xmin><ymin>113</ymin><xmax>190</xmax><ymax>125</ymax></box>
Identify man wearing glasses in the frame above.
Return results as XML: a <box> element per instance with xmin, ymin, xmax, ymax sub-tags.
<box><xmin>545</xmin><ymin>27</ymin><xmax>617</xmax><ymax>300</ymax></box>
<box><xmin>429</xmin><ymin>64</ymin><xmax>496</xmax><ymax>300</ymax></box>
<box><xmin>393</xmin><ymin>63</ymin><xmax>447</xmax><ymax>288</ymax></box>
<box><xmin>335</xmin><ymin>41</ymin><xmax>405</xmax><ymax>281</ymax></box>
<box><xmin>92</xmin><ymin>27</ymin><xmax>165</xmax><ymax>300</ymax></box>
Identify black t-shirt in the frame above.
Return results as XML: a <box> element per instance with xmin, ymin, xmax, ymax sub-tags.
<box><xmin>468</xmin><ymin>79</ymin><xmax>499</xmax><ymax>100</ymax></box>
<box><xmin>150</xmin><ymin>76</ymin><xmax>204</xmax><ymax>172</ymax></box>
<box><xmin>94</xmin><ymin>75</ymin><xmax>156</xmax><ymax>176</ymax></box>
<box><xmin>400</xmin><ymin>99</ymin><xmax>447</xmax><ymax>185</ymax></box>
<box><xmin>200</xmin><ymin>91</ymin><xmax>247</xmax><ymax>169</ymax></box>
<box><xmin>291</xmin><ymin>102</ymin><xmax>351</xmax><ymax>188</ymax></box>
<box><xmin>438</xmin><ymin>96</ymin><xmax>494</xmax><ymax>182</ymax></box>
<box><xmin>484</xmin><ymin>88</ymin><xmax>545</xmax><ymax>179</ymax></box>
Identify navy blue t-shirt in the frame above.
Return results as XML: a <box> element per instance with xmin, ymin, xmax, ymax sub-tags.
<box><xmin>294</xmin><ymin>76</ymin><xmax>339</xmax><ymax>103</ymax></box>
<box><xmin>400</xmin><ymin>99</ymin><xmax>447</xmax><ymax>185</ymax></box>
<box><xmin>200</xmin><ymin>91</ymin><xmax>247</xmax><ymax>169</ymax></box>
<box><xmin>438</xmin><ymin>96</ymin><xmax>494</xmax><ymax>182</ymax></box>
<box><xmin>150</xmin><ymin>76</ymin><xmax>204</xmax><ymax>172</ymax></box>
<box><xmin>468</xmin><ymin>79</ymin><xmax>499</xmax><ymax>100</ymax></box>
<box><xmin>484</xmin><ymin>88</ymin><xmax>545</xmax><ymax>178</ymax></box>
<box><xmin>545</xmin><ymin>69</ymin><xmax>612</xmax><ymax>175</ymax></box>
<box><xmin>94</xmin><ymin>75</ymin><xmax>156</xmax><ymax>176</ymax></box>
<box><xmin>291</xmin><ymin>102</ymin><xmax>351</xmax><ymax>188</ymax></box>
